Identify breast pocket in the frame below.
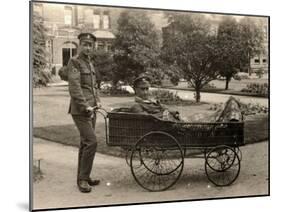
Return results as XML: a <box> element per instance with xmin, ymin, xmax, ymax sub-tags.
<box><xmin>80</xmin><ymin>68</ymin><xmax>92</xmax><ymax>86</ymax></box>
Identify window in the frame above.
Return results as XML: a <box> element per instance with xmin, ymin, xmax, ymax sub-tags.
<box><xmin>97</xmin><ymin>42</ymin><xmax>105</xmax><ymax>50</ymax></box>
<box><xmin>64</xmin><ymin>7</ymin><xmax>73</xmax><ymax>25</ymax></box>
<box><xmin>46</xmin><ymin>40</ymin><xmax>52</xmax><ymax>50</ymax></box>
<box><xmin>84</xmin><ymin>9</ymin><xmax>93</xmax><ymax>24</ymax></box>
<box><xmin>62</xmin><ymin>48</ymin><xmax>77</xmax><ymax>66</ymax></box>
<box><xmin>34</xmin><ymin>3</ymin><xmax>43</xmax><ymax>17</ymax></box>
<box><xmin>254</xmin><ymin>59</ymin><xmax>260</xmax><ymax>64</ymax></box>
<box><xmin>93</xmin><ymin>11</ymin><xmax>101</xmax><ymax>29</ymax></box>
<box><xmin>103</xmin><ymin>11</ymin><xmax>110</xmax><ymax>29</ymax></box>
<box><xmin>263</xmin><ymin>59</ymin><xmax>267</xmax><ymax>64</ymax></box>
<box><xmin>107</xmin><ymin>44</ymin><xmax>113</xmax><ymax>51</ymax></box>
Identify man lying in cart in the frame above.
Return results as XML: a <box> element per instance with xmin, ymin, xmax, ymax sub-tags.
<box><xmin>127</xmin><ymin>74</ymin><xmax>243</xmax><ymax>123</ymax></box>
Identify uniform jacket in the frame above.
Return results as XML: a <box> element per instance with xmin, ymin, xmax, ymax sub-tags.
<box><xmin>130</xmin><ymin>97</ymin><xmax>180</xmax><ymax>121</ymax></box>
<box><xmin>67</xmin><ymin>53</ymin><xmax>100</xmax><ymax>115</ymax></box>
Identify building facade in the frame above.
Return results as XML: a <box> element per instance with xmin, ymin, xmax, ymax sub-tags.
<box><xmin>250</xmin><ymin>18</ymin><xmax>268</xmax><ymax>73</ymax></box>
<box><xmin>33</xmin><ymin>2</ymin><xmax>120</xmax><ymax>71</ymax></box>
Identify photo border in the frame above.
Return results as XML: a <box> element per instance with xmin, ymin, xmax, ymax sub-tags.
<box><xmin>29</xmin><ymin>1</ymin><xmax>270</xmax><ymax>211</ymax></box>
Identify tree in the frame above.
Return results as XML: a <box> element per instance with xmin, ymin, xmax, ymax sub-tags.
<box><xmin>161</xmin><ymin>13</ymin><xmax>221</xmax><ymax>102</ymax></box>
<box><xmin>238</xmin><ymin>17</ymin><xmax>265</xmax><ymax>76</ymax></box>
<box><xmin>91</xmin><ymin>49</ymin><xmax>116</xmax><ymax>87</ymax></box>
<box><xmin>217</xmin><ymin>16</ymin><xmax>241</xmax><ymax>90</ymax></box>
<box><xmin>113</xmin><ymin>10</ymin><xmax>161</xmax><ymax>86</ymax></box>
<box><xmin>32</xmin><ymin>12</ymin><xmax>50</xmax><ymax>87</ymax></box>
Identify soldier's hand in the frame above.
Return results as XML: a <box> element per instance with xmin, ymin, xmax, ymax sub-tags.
<box><xmin>97</xmin><ymin>102</ymin><xmax>102</xmax><ymax>108</ymax></box>
<box><xmin>85</xmin><ymin>106</ymin><xmax>94</xmax><ymax>114</ymax></box>
<box><xmin>85</xmin><ymin>106</ymin><xmax>96</xmax><ymax>118</ymax></box>
<box><xmin>86</xmin><ymin>106</ymin><xmax>94</xmax><ymax>112</ymax></box>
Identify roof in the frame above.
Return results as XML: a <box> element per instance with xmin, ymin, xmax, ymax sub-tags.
<box><xmin>93</xmin><ymin>30</ymin><xmax>115</xmax><ymax>39</ymax></box>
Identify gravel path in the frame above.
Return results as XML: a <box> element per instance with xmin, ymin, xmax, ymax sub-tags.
<box><xmin>32</xmin><ymin>138</ymin><xmax>268</xmax><ymax>210</ymax></box>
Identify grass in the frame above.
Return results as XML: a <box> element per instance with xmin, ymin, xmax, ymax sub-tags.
<box><xmin>33</xmin><ymin>123</ymin><xmax>128</xmax><ymax>158</ymax></box>
<box><xmin>244</xmin><ymin>114</ymin><xmax>269</xmax><ymax>144</ymax></box>
<box><xmin>33</xmin><ymin>114</ymin><xmax>268</xmax><ymax>158</ymax></box>
<box><xmin>33</xmin><ymin>86</ymin><xmax>268</xmax><ymax>158</ymax></box>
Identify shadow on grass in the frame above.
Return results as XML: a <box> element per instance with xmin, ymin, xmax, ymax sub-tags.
<box><xmin>33</xmin><ymin>123</ymin><xmax>127</xmax><ymax>158</ymax></box>
<box><xmin>33</xmin><ymin>115</ymin><xmax>268</xmax><ymax>158</ymax></box>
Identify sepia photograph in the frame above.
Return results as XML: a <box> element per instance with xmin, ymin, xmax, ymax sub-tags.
<box><xmin>30</xmin><ymin>0</ymin><xmax>269</xmax><ymax>211</ymax></box>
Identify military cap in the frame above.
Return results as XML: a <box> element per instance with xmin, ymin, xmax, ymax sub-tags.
<box><xmin>133</xmin><ymin>74</ymin><xmax>151</xmax><ymax>88</ymax></box>
<box><xmin>78</xmin><ymin>32</ymin><xmax>96</xmax><ymax>42</ymax></box>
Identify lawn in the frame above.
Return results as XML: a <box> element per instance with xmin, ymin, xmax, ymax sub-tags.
<box><xmin>33</xmin><ymin>86</ymin><xmax>268</xmax><ymax>158</ymax></box>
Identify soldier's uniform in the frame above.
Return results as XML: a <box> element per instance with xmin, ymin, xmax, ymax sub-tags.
<box><xmin>67</xmin><ymin>33</ymin><xmax>100</xmax><ymax>189</ymax></box>
<box><xmin>130</xmin><ymin>75</ymin><xmax>180</xmax><ymax>121</ymax></box>
<box><xmin>130</xmin><ymin>75</ymin><xmax>242</xmax><ymax>123</ymax></box>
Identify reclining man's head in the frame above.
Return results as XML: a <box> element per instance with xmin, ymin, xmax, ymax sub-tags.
<box><xmin>133</xmin><ymin>75</ymin><xmax>151</xmax><ymax>100</ymax></box>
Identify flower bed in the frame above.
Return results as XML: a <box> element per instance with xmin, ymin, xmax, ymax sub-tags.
<box><xmin>241</xmin><ymin>83</ymin><xmax>268</xmax><ymax>97</ymax></box>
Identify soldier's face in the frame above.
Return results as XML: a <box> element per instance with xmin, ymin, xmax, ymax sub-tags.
<box><xmin>135</xmin><ymin>86</ymin><xmax>150</xmax><ymax>100</ymax></box>
<box><xmin>80</xmin><ymin>41</ymin><xmax>94</xmax><ymax>56</ymax></box>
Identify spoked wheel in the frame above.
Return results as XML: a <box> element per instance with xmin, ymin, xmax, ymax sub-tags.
<box><xmin>205</xmin><ymin>145</ymin><xmax>240</xmax><ymax>186</ymax></box>
<box><xmin>125</xmin><ymin>148</ymin><xmax>132</xmax><ymax>166</ymax></box>
<box><xmin>130</xmin><ymin>131</ymin><xmax>184</xmax><ymax>192</ymax></box>
<box><xmin>234</xmin><ymin>147</ymin><xmax>242</xmax><ymax>162</ymax></box>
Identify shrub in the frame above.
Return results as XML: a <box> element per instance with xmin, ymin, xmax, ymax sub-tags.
<box><xmin>233</xmin><ymin>75</ymin><xmax>241</xmax><ymax>81</ymax></box>
<box><xmin>92</xmin><ymin>50</ymin><xmax>115</xmax><ymax>83</ymax></box>
<box><xmin>58</xmin><ymin>66</ymin><xmax>68</xmax><ymax>82</ymax></box>
<box><xmin>33</xmin><ymin>68</ymin><xmax>52</xmax><ymax>87</ymax></box>
<box><xmin>203</xmin><ymin>83</ymin><xmax>216</xmax><ymax>89</ymax></box>
<box><xmin>188</xmin><ymin>83</ymin><xmax>216</xmax><ymax>89</ymax></box>
<box><xmin>33</xmin><ymin>13</ymin><xmax>49</xmax><ymax>87</ymax></box>
<box><xmin>151</xmin><ymin>89</ymin><xmax>183</xmax><ymax>105</ymax></box>
<box><xmin>100</xmin><ymin>86</ymin><xmax>131</xmax><ymax>96</ymax></box>
<box><xmin>241</xmin><ymin>82</ymin><xmax>268</xmax><ymax>97</ymax></box>
<box><xmin>256</xmin><ymin>68</ymin><xmax>264</xmax><ymax>78</ymax></box>
<box><xmin>233</xmin><ymin>73</ymin><xmax>250</xmax><ymax>80</ymax></box>
<box><xmin>240</xmin><ymin>102</ymin><xmax>268</xmax><ymax>115</ymax></box>
<box><xmin>170</xmin><ymin>75</ymin><xmax>180</xmax><ymax>86</ymax></box>
<box><xmin>51</xmin><ymin>66</ymin><xmax>57</xmax><ymax>76</ymax></box>
<box><xmin>209</xmin><ymin>101</ymin><xmax>268</xmax><ymax>116</ymax></box>
<box><xmin>209</xmin><ymin>102</ymin><xmax>224</xmax><ymax>111</ymax></box>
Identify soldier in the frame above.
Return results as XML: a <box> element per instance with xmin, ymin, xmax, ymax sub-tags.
<box><xmin>130</xmin><ymin>75</ymin><xmax>180</xmax><ymax>121</ymax></box>
<box><xmin>67</xmin><ymin>32</ymin><xmax>101</xmax><ymax>193</ymax></box>
<box><xmin>130</xmin><ymin>74</ymin><xmax>242</xmax><ymax>123</ymax></box>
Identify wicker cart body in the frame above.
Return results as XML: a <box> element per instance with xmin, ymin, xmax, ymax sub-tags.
<box><xmin>107</xmin><ymin>112</ymin><xmax>244</xmax><ymax>148</ymax></box>
<box><xmin>98</xmin><ymin>110</ymin><xmax>244</xmax><ymax>191</ymax></box>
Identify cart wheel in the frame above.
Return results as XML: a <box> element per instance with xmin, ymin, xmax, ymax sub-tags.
<box><xmin>130</xmin><ymin>131</ymin><xmax>184</xmax><ymax>192</ymax></box>
<box><xmin>125</xmin><ymin>148</ymin><xmax>143</xmax><ymax>168</ymax></box>
<box><xmin>125</xmin><ymin>148</ymin><xmax>132</xmax><ymax>166</ymax></box>
<box><xmin>234</xmin><ymin>147</ymin><xmax>242</xmax><ymax>162</ymax></box>
<box><xmin>205</xmin><ymin>145</ymin><xmax>240</xmax><ymax>186</ymax></box>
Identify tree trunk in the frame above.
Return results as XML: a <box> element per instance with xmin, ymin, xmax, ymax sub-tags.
<box><xmin>195</xmin><ymin>88</ymin><xmax>201</xmax><ymax>103</ymax></box>
<box><xmin>225</xmin><ymin>77</ymin><xmax>230</xmax><ymax>90</ymax></box>
<box><xmin>248</xmin><ymin>64</ymin><xmax>251</xmax><ymax>76</ymax></box>
<box><xmin>248</xmin><ymin>54</ymin><xmax>252</xmax><ymax>76</ymax></box>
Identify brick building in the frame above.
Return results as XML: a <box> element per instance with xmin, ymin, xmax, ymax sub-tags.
<box><xmin>33</xmin><ymin>2</ymin><xmax>168</xmax><ymax>72</ymax></box>
<box><xmin>33</xmin><ymin>2</ymin><xmax>122</xmax><ymax>71</ymax></box>
<box><xmin>250</xmin><ymin>18</ymin><xmax>268</xmax><ymax>73</ymax></box>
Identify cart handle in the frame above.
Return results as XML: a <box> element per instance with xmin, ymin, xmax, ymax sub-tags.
<box><xmin>93</xmin><ymin>107</ymin><xmax>108</xmax><ymax>118</ymax></box>
<box><xmin>93</xmin><ymin>107</ymin><xmax>109</xmax><ymax>145</ymax></box>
